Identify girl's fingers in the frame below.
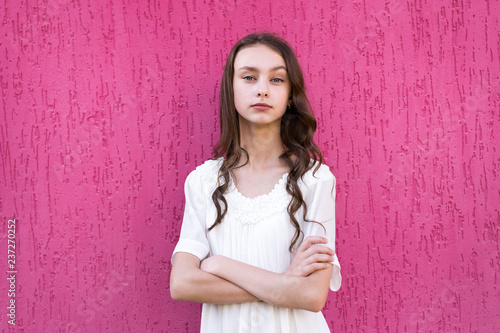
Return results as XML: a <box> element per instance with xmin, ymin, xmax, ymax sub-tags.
<box><xmin>296</xmin><ymin>236</ymin><xmax>329</xmax><ymax>254</ymax></box>
<box><xmin>302</xmin><ymin>262</ymin><xmax>331</xmax><ymax>276</ymax></box>
<box><xmin>303</xmin><ymin>236</ymin><xmax>328</xmax><ymax>247</ymax></box>
<box><xmin>301</xmin><ymin>254</ymin><xmax>335</xmax><ymax>266</ymax></box>
<box><xmin>287</xmin><ymin>236</ymin><xmax>335</xmax><ymax>277</ymax></box>
<box><xmin>302</xmin><ymin>243</ymin><xmax>334</xmax><ymax>258</ymax></box>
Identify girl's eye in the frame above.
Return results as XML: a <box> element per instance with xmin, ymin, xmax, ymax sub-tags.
<box><xmin>243</xmin><ymin>76</ymin><xmax>255</xmax><ymax>81</ymax></box>
<box><xmin>271</xmin><ymin>78</ymin><xmax>284</xmax><ymax>83</ymax></box>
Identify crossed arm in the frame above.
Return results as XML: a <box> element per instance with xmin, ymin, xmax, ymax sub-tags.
<box><xmin>170</xmin><ymin>236</ymin><xmax>334</xmax><ymax>312</ymax></box>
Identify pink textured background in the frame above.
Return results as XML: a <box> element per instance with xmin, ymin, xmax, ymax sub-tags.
<box><xmin>0</xmin><ymin>0</ymin><xmax>499</xmax><ymax>332</ymax></box>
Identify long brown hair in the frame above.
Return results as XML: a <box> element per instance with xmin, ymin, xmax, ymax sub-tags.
<box><xmin>210</xmin><ymin>32</ymin><xmax>323</xmax><ymax>252</ymax></box>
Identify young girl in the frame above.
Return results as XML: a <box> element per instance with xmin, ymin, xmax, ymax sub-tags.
<box><xmin>170</xmin><ymin>33</ymin><xmax>341</xmax><ymax>332</ymax></box>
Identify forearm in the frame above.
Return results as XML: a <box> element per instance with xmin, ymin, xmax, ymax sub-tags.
<box><xmin>170</xmin><ymin>252</ymin><xmax>260</xmax><ymax>304</ymax></box>
<box><xmin>204</xmin><ymin>256</ymin><xmax>332</xmax><ymax>312</ymax></box>
<box><xmin>172</xmin><ymin>267</ymin><xmax>260</xmax><ymax>304</ymax></box>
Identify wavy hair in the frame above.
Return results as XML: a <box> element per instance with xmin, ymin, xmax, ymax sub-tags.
<box><xmin>210</xmin><ymin>32</ymin><xmax>323</xmax><ymax>252</ymax></box>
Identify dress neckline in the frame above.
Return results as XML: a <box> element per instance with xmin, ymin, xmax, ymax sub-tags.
<box><xmin>230</xmin><ymin>172</ymin><xmax>289</xmax><ymax>201</ymax></box>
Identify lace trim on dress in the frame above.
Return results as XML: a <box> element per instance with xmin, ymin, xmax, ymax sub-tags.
<box><xmin>225</xmin><ymin>173</ymin><xmax>291</xmax><ymax>225</ymax></box>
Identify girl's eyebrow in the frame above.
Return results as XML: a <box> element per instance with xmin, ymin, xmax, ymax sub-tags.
<box><xmin>237</xmin><ymin>65</ymin><xmax>287</xmax><ymax>72</ymax></box>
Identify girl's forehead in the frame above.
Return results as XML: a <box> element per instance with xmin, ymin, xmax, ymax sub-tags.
<box><xmin>234</xmin><ymin>44</ymin><xmax>286</xmax><ymax>71</ymax></box>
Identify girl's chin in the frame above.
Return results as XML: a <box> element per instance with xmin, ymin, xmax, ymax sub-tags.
<box><xmin>239</xmin><ymin>117</ymin><xmax>283</xmax><ymax>127</ymax></box>
<box><xmin>238</xmin><ymin>113</ymin><xmax>286</xmax><ymax>125</ymax></box>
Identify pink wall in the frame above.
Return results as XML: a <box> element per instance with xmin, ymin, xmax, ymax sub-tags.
<box><xmin>0</xmin><ymin>0</ymin><xmax>498</xmax><ymax>332</ymax></box>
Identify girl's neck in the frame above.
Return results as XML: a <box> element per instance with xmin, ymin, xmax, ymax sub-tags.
<box><xmin>238</xmin><ymin>121</ymin><xmax>285</xmax><ymax>169</ymax></box>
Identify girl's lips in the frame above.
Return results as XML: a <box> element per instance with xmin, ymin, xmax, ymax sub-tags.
<box><xmin>251</xmin><ymin>103</ymin><xmax>271</xmax><ymax>110</ymax></box>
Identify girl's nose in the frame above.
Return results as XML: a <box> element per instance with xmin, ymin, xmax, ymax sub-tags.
<box><xmin>256</xmin><ymin>80</ymin><xmax>269</xmax><ymax>97</ymax></box>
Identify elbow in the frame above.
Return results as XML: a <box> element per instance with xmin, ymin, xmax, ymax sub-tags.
<box><xmin>304</xmin><ymin>298</ymin><xmax>327</xmax><ymax>313</ymax></box>
<box><xmin>300</xmin><ymin>287</ymin><xmax>329</xmax><ymax>312</ymax></box>
<box><xmin>273</xmin><ymin>276</ymin><xmax>328</xmax><ymax>312</ymax></box>
<box><xmin>275</xmin><ymin>291</ymin><xmax>327</xmax><ymax>312</ymax></box>
<box><xmin>169</xmin><ymin>278</ymin><xmax>182</xmax><ymax>301</ymax></box>
<box><xmin>170</xmin><ymin>274</ymin><xmax>190</xmax><ymax>302</ymax></box>
<box><xmin>170</xmin><ymin>252</ymin><xmax>203</xmax><ymax>302</ymax></box>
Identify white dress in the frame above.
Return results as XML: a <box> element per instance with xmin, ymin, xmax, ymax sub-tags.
<box><xmin>172</xmin><ymin>159</ymin><xmax>341</xmax><ymax>333</ymax></box>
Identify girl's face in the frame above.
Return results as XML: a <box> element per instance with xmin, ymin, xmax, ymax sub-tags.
<box><xmin>233</xmin><ymin>44</ymin><xmax>291</xmax><ymax>128</ymax></box>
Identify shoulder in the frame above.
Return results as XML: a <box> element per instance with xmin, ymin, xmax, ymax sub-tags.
<box><xmin>193</xmin><ymin>158</ymin><xmax>223</xmax><ymax>176</ymax></box>
<box><xmin>185</xmin><ymin>158</ymin><xmax>223</xmax><ymax>192</ymax></box>
<box><xmin>300</xmin><ymin>161</ymin><xmax>336</xmax><ymax>202</ymax></box>
<box><xmin>301</xmin><ymin>161</ymin><xmax>336</xmax><ymax>186</ymax></box>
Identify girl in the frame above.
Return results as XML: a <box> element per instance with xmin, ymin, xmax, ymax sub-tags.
<box><xmin>170</xmin><ymin>33</ymin><xmax>341</xmax><ymax>332</ymax></box>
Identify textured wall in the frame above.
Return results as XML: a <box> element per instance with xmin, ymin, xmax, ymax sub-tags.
<box><xmin>0</xmin><ymin>0</ymin><xmax>498</xmax><ymax>332</ymax></box>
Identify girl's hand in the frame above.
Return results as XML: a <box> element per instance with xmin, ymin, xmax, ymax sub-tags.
<box><xmin>285</xmin><ymin>236</ymin><xmax>334</xmax><ymax>277</ymax></box>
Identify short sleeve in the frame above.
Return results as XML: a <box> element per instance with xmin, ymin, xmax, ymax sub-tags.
<box><xmin>302</xmin><ymin>166</ymin><xmax>342</xmax><ymax>291</ymax></box>
<box><xmin>171</xmin><ymin>169</ymin><xmax>210</xmax><ymax>262</ymax></box>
